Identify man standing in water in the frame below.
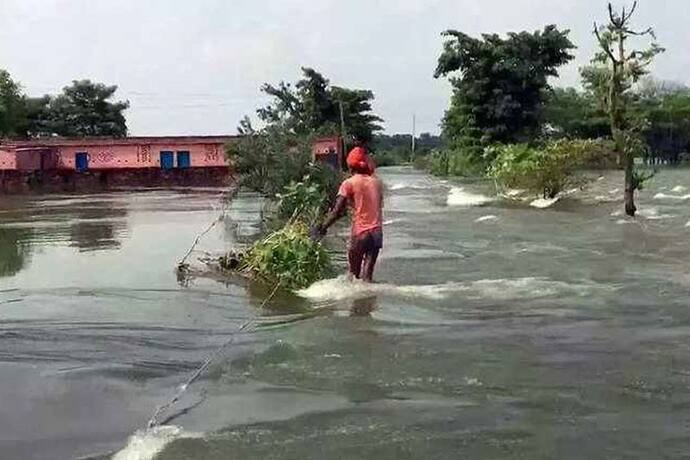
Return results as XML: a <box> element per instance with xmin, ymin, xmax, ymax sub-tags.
<box><xmin>318</xmin><ymin>147</ymin><xmax>383</xmax><ymax>282</ymax></box>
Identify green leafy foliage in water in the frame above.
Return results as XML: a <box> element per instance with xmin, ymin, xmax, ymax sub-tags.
<box><xmin>224</xmin><ymin>134</ymin><xmax>340</xmax><ymax>292</ymax></box>
<box><xmin>488</xmin><ymin>139</ymin><xmax>614</xmax><ymax>198</ymax></box>
<box><xmin>277</xmin><ymin>180</ymin><xmax>323</xmax><ymax>222</ymax></box>
<box><xmin>238</xmin><ymin>221</ymin><xmax>332</xmax><ymax>291</ymax></box>
<box><xmin>276</xmin><ymin>166</ymin><xmax>341</xmax><ymax>223</ymax></box>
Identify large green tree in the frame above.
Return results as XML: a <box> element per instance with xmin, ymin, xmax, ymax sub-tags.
<box><xmin>0</xmin><ymin>71</ymin><xmax>129</xmax><ymax>139</ymax></box>
<box><xmin>36</xmin><ymin>80</ymin><xmax>130</xmax><ymax>137</ymax></box>
<box><xmin>258</xmin><ymin>67</ymin><xmax>382</xmax><ymax>142</ymax></box>
<box><xmin>588</xmin><ymin>1</ymin><xmax>663</xmax><ymax>216</ymax></box>
<box><xmin>435</xmin><ymin>25</ymin><xmax>575</xmax><ymax>148</ymax></box>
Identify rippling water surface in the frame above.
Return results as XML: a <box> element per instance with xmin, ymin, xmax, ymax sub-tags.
<box><xmin>2</xmin><ymin>169</ymin><xmax>690</xmax><ymax>460</ymax></box>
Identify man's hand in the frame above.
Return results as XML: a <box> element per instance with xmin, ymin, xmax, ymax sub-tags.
<box><xmin>318</xmin><ymin>195</ymin><xmax>348</xmax><ymax>238</ymax></box>
<box><xmin>309</xmin><ymin>224</ymin><xmax>326</xmax><ymax>242</ymax></box>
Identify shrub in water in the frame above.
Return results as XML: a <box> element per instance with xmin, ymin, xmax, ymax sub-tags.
<box><xmin>276</xmin><ymin>165</ymin><xmax>341</xmax><ymax>223</ymax></box>
<box><xmin>239</xmin><ymin>221</ymin><xmax>332</xmax><ymax>291</ymax></box>
<box><xmin>488</xmin><ymin>139</ymin><xmax>611</xmax><ymax>198</ymax></box>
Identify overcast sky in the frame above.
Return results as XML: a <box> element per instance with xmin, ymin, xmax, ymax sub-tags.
<box><xmin>1</xmin><ymin>0</ymin><xmax>688</xmax><ymax>136</ymax></box>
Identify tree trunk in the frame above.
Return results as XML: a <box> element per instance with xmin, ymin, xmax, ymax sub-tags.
<box><xmin>624</xmin><ymin>151</ymin><xmax>636</xmax><ymax>217</ymax></box>
<box><xmin>612</xmin><ymin>30</ymin><xmax>634</xmax><ymax>216</ymax></box>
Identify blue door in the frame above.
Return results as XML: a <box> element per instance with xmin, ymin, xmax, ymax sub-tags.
<box><xmin>160</xmin><ymin>151</ymin><xmax>174</xmax><ymax>170</ymax></box>
<box><xmin>75</xmin><ymin>152</ymin><xmax>89</xmax><ymax>172</ymax></box>
<box><xmin>176</xmin><ymin>151</ymin><xmax>191</xmax><ymax>169</ymax></box>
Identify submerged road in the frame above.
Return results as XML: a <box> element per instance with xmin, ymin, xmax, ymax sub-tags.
<box><xmin>1</xmin><ymin>168</ymin><xmax>690</xmax><ymax>459</ymax></box>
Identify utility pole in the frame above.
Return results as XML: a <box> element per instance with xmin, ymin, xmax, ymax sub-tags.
<box><xmin>338</xmin><ymin>100</ymin><xmax>347</xmax><ymax>166</ymax></box>
<box><xmin>411</xmin><ymin>113</ymin><xmax>416</xmax><ymax>162</ymax></box>
<box><xmin>338</xmin><ymin>100</ymin><xmax>347</xmax><ymax>140</ymax></box>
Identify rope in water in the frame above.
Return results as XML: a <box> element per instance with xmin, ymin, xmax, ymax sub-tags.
<box><xmin>146</xmin><ymin>281</ymin><xmax>282</xmax><ymax>429</ymax></box>
<box><xmin>178</xmin><ymin>188</ymin><xmax>236</xmax><ymax>268</ymax></box>
<box><xmin>178</xmin><ymin>219</ymin><xmax>223</xmax><ymax>268</ymax></box>
<box><xmin>148</xmin><ymin>186</ymin><xmax>280</xmax><ymax>429</ymax></box>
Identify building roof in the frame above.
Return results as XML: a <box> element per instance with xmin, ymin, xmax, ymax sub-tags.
<box><xmin>2</xmin><ymin>135</ymin><xmax>238</xmax><ymax>149</ymax></box>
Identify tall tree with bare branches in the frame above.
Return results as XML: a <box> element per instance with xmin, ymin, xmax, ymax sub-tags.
<box><xmin>587</xmin><ymin>1</ymin><xmax>664</xmax><ymax>216</ymax></box>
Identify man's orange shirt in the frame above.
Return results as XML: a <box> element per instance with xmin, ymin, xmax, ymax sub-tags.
<box><xmin>338</xmin><ymin>173</ymin><xmax>384</xmax><ymax>236</ymax></box>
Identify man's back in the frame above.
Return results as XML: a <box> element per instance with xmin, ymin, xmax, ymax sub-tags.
<box><xmin>338</xmin><ymin>173</ymin><xmax>383</xmax><ymax>236</ymax></box>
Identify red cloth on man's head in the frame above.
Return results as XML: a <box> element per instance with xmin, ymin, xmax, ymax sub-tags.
<box><xmin>347</xmin><ymin>147</ymin><xmax>374</xmax><ymax>174</ymax></box>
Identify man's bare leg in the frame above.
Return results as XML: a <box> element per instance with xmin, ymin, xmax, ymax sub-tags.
<box><xmin>348</xmin><ymin>243</ymin><xmax>365</xmax><ymax>280</ymax></box>
<box><xmin>361</xmin><ymin>248</ymin><xmax>379</xmax><ymax>282</ymax></box>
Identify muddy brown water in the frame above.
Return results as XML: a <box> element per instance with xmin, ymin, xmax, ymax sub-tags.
<box><xmin>2</xmin><ymin>168</ymin><xmax>690</xmax><ymax>459</ymax></box>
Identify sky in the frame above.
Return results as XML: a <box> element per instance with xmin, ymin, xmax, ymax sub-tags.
<box><xmin>0</xmin><ymin>0</ymin><xmax>688</xmax><ymax>136</ymax></box>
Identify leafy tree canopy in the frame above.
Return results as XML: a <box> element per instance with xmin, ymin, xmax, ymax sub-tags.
<box><xmin>257</xmin><ymin>67</ymin><xmax>382</xmax><ymax>142</ymax></box>
<box><xmin>435</xmin><ymin>25</ymin><xmax>575</xmax><ymax>145</ymax></box>
<box><xmin>32</xmin><ymin>80</ymin><xmax>130</xmax><ymax>137</ymax></box>
<box><xmin>0</xmin><ymin>70</ymin><xmax>129</xmax><ymax>139</ymax></box>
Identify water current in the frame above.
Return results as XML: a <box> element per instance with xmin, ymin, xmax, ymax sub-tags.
<box><xmin>2</xmin><ymin>168</ymin><xmax>690</xmax><ymax>459</ymax></box>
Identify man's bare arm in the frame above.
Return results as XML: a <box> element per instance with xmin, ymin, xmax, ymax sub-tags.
<box><xmin>319</xmin><ymin>196</ymin><xmax>348</xmax><ymax>235</ymax></box>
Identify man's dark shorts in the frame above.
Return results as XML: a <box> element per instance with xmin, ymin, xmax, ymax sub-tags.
<box><xmin>351</xmin><ymin>228</ymin><xmax>383</xmax><ymax>254</ymax></box>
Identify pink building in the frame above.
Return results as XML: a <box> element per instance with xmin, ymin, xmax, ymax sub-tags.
<box><xmin>0</xmin><ymin>135</ymin><xmax>236</xmax><ymax>192</ymax></box>
<box><xmin>312</xmin><ymin>136</ymin><xmax>344</xmax><ymax>170</ymax></box>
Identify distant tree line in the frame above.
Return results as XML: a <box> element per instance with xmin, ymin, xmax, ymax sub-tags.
<box><xmin>432</xmin><ymin>1</ymin><xmax>672</xmax><ymax>216</ymax></box>
<box><xmin>545</xmin><ymin>78</ymin><xmax>690</xmax><ymax>165</ymax></box>
<box><xmin>370</xmin><ymin>132</ymin><xmax>442</xmax><ymax>166</ymax></box>
<box><xmin>0</xmin><ymin>70</ymin><xmax>129</xmax><ymax>138</ymax></box>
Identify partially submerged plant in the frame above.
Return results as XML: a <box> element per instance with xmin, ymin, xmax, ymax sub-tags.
<box><xmin>224</xmin><ymin>136</ymin><xmax>340</xmax><ymax>292</ymax></box>
<box><xmin>488</xmin><ymin>139</ymin><xmax>612</xmax><ymax>198</ymax></box>
<box><xmin>236</xmin><ymin>221</ymin><xmax>332</xmax><ymax>291</ymax></box>
<box><xmin>632</xmin><ymin>167</ymin><xmax>655</xmax><ymax>191</ymax></box>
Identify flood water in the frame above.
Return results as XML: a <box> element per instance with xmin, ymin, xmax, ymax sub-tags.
<box><xmin>2</xmin><ymin>168</ymin><xmax>690</xmax><ymax>460</ymax></box>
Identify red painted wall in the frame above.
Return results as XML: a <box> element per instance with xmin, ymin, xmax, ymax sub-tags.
<box><xmin>15</xmin><ymin>150</ymin><xmax>43</xmax><ymax>170</ymax></box>
<box><xmin>0</xmin><ymin>150</ymin><xmax>16</xmax><ymax>170</ymax></box>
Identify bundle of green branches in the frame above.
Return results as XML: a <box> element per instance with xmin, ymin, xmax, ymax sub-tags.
<box><xmin>238</xmin><ymin>220</ymin><xmax>332</xmax><ymax>291</ymax></box>
<box><xmin>219</xmin><ymin>169</ymin><xmax>339</xmax><ymax>291</ymax></box>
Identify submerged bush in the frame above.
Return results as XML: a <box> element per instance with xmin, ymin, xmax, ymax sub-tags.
<box><xmin>278</xmin><ymin>176</ymin><xmax>333</xmax><ymax>220</ymax></box>
<box><xmin>224</xmin><ymin>122</ymin><xmax>342</xmax><ymax>292</ymax></box>
<box><xmin>238</xmin><ymin>221</ymin><xmax>332</xmax><ymax>291</ymax></box>
<box><xmin>488</xmin><ymin>139</ymin><xmax>611</xmax><ymax>198</ymax></box>
<box><xmin>275</xmin><ymin>164</ymin><xmax>342</xmax><ymax>224</ymax></box>
<box><xmin>277</xmin><ymin>180</ymin><xmax>324</xmax><ymax>222</ymax></box>
<box><xmin>227</xmin><ymin>166</ymin><xmax>339</xmax><ymax>291</ymax></box>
